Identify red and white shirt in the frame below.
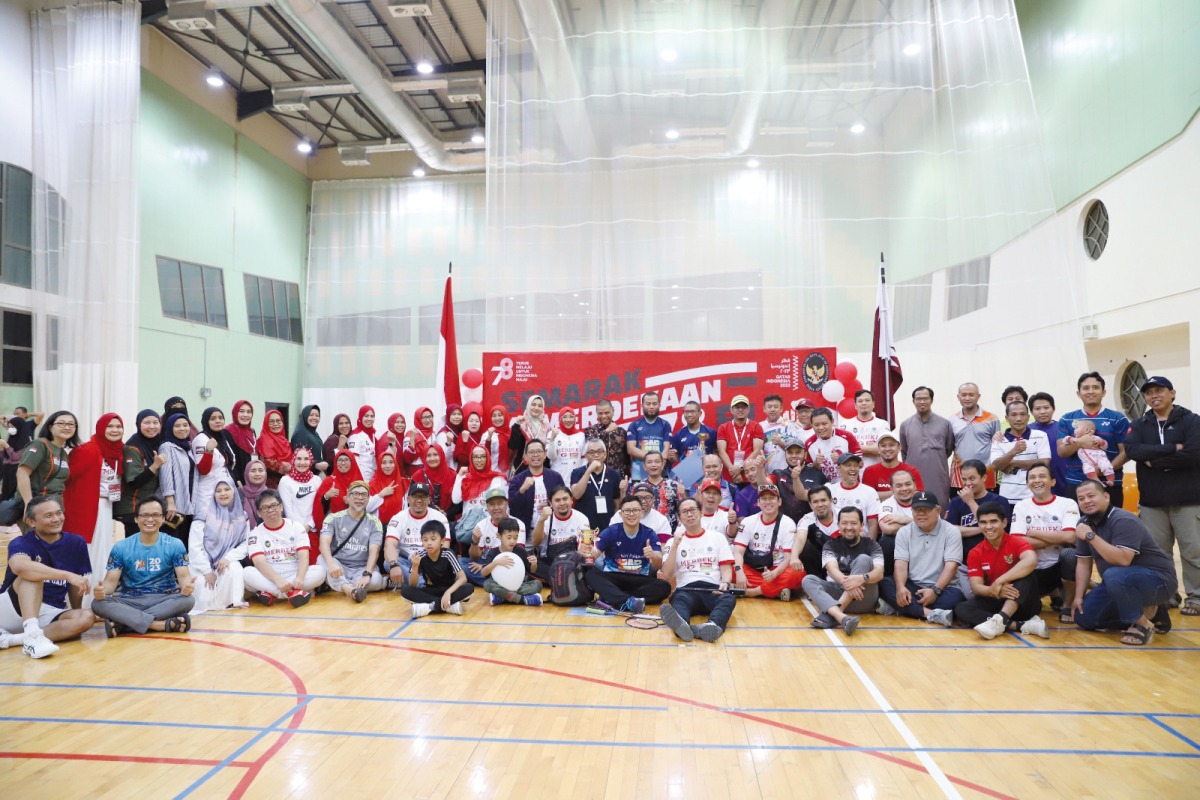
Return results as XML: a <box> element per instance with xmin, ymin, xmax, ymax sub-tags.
<box><xmin>967</xmin><ymin>533</ymin><xmax>1034</xmax><ymax>586</ymax></box>
<box><xmin>1010</xmin><ymin>495</ymin><xmax>1080</xmax><ymax>570</ymax></box>
<box><xmin>716</xmin><ymin>420</ymin><xmax>765</xmax><ymax>481</ymax></box>
<box><xmin>734</xmin><ymin>513</ymin><xmax>797</xmax><ymax>569</ymax></box>
<box><xmin>247</xmin><ymin>519</ymin><xmax>310</xmax><ymax>580</ymax></box>
<box><xmin>663</xmin><ymin>528</ymin><xmax>735</xmax><ymax>589</ymax></box>
<box><xmin>474</xmin><ymin>515</ymin><xmax>528</xmax><ymax>551</ymax></box>
<box><xmin>843</xmin><ymin>415</ymin><xmax>891</xmax><ymax>468</ymax></box>
<box><xmin>878</xmin><ymin>495</ymin><xmax>914</xmax><ymax>531</ymax></box>
<box><xmin>386</xmin><ymin>507</ymin><xmax>450</xmax><ymax>553</ymax></box>
<box><xmin>829</xmin><ymin>480</ymin><xmax>881</xmax><ymax>520</ymax></box>
<box><xmin>804</xmin><ymin>429</ymin><xmax>862</xmax><ymax>482</ymax></box>
<box><xmin>700</xmin><ymin>509</ymin><xmax>731</xmax><ymax>539</ymax></box>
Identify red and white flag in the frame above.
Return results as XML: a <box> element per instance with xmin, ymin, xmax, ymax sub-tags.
<box><xmin>436</xmin><ymin>270</ymin><xmax>462</xmax><ymax>408</ymax></box>
<box><xmin>870</xmin><ymin>259</ymin><xmax>903</xmax><ymax>425</ymax></box>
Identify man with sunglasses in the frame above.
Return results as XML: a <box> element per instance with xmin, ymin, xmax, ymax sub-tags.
<box><xmin>244</xmin><ymin>488</ymin><xmax>327</xmax><ymax>607</ymax></box>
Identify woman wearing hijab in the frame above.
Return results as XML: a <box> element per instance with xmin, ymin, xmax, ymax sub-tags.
<box><xmin>115</xmin><ymin>410</ymin><xmax>167</xmax><ymax>536</ymax></box>
<box><xmin>158</xmin><ymin>413</ymin><xmax>198</xmax><ymax>543</ymax></box>
<box><xmin>378</xmin><ymin>413</ymin><xmax>408</xmax><ymax>468</ymax></box>
<box><xmin>402</xmin><ymin>406</ymin><xmax>436</xmax><ymax>471</ymax></box>
<box><xmin>240</xmin><ymin>459</ymin><xmax>269</xmax><ymax>527</ymax></box>
<box><xmin>347</xmin><ymin>405</ymin><xmax>381</xmax><ymax>481</ymax></box>
<box><xmin>508</xmin><ymin>395</ymin><xmax>551</xmax><ymax>473</ymax></box>
<box><xmin>191</xmin><ymin>407</ymin><xmax>236</xmax><ymax>513</ymax></box>
<box><xmin>436</xmin><ymin>404</ymin><xmax>465</xmax><ymax>471</ymax></box>
<box><xmin>163</xmin><ymin>396</ymin><xmax>199</xmax><ymax>439</ymax></box>
<box><xmin>257</xmin><ymin>409</ymin><xmax>293</xmax><ymax>488</ymax></box>
<box><xmin>311</xmin><ymin>448</ymin><xmax>363</xmax><ymax>552</ymax></box>
<box><xmin>323</xmin><ymin>413</ymin><xmax>352</xmax><ymax>473</ymax></box>
<box><xmin>412</xmin><ymin>443</ymin><xmax>457</xmax><ymax>515</ymax></box>
<box><xmin>483</xmin><ymin>405</ymin><xmax>513</xmax><ymax>474</ymax></box>
<box><xmin>290</xmin><ymin>405</ymin><xmax>328</xmax><ymax>473</ymax></box>
<box><xmin>225</xmin><ymin>400</ymin><xmax>257</xmax><ymax>481</ymax></box>
<box><xmin>16</xmin><ymin>410</ymin><xmax>80</xmax><ymax>506</ymax></box>
<box><xmin>187</xmin><ymin>479</ymin><xmax>250</xmax><ymax>614</ymax></box>
<box><xmin>452</xmin><ymin>445</ymin><xmax>507</xmax><ymax>519</ymax></box>
<box><xmin>368</xmin><ymin>450</ymin><xmax>409</xmax><ymax>525</ymax></box>
<box><xmin>453</xmin><ymin>409</ymin><xmax>485</xmax><ymax>470</ymax></box>
<box><xmin>62</xmin><ymin>413</ymin><xmax>125</xmax><ymax>598</ymax></box>
<box><xmin>280</xmin><ymin>446</ymin><xmax>322</xmax><ymax>537</ymax></box>
<box><xmin>548</xmin><ymin>408</ymin><xmax>586</xmax><ymax>483</ymax></box>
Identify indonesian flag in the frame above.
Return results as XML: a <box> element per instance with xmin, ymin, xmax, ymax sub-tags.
<box><xmin>436</xmin><ymin>272</ymin><xmax>462</xmax><ymax>408</ymax></box>
<box><xmin>870</xmin><ymin>262</ymin><xmax>903</xmax><ymax>425</ymax></box>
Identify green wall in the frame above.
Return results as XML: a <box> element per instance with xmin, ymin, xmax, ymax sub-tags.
<box><xmin>1016</xmin><ymin>0</ymin><xmax>1200</xmax><ymax>208</ymax></box>
<box><xmin>138</xmin><ymin>71</ymin><xmax>311</xmax><ymax>426</ymax></box>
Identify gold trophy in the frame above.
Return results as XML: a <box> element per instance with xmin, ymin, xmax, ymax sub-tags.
<box><xmin>581</xmin><ymin>528</ymin><xmax>596</xmax><ymax>565</ymax></box>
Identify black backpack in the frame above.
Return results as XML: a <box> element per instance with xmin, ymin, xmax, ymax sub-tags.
<box><xmin>548</xmin><ymin>550</ymin><xmax>590</xmax><ymax>606</ymax></box>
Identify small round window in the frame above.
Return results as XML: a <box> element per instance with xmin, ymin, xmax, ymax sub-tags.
<box><xmin>1119</xmin><ymin>361</ymin><xmax>1147</xmax><ymax>419</ymax></box>
<box><xmin>1083</xmin><ymin>199</ymin><xmax>1109</xmax><ymax>260</ymax></box>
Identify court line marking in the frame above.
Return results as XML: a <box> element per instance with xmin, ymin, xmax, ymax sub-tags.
<box><xmin>387</xmin><ymin>619</ymin><xmax>417</xmax><ymax>638</ymax></box>
<box><xmin>1007</xmin><ymin>631</ymin><xmax>1036</xmax><ymax>648</ymax></box>
<box><xmin>801</xmin><ymin>597</ymin><xmax>962</xmax><ymax>800</ymax></box>
<box><xmin>1144</xmin><ymin>715</ymin><xmax>1200</xmax><ymax>752</ymax></box>
<box><xmin>6</xmin><ymin>715</ymin><xmax>1197</xmax><ymax>759</ymax></box>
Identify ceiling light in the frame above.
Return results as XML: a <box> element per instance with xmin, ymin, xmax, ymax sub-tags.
<box><xmin>746</xmin><ymin>158</ymin><xmax>760</xmax><ymax>168</ymax></box>
<box><xmin>413</xmin><ymin>167</ymin><xmax>426</xmax><ymax>177</ymax></box>
<box><xmin>205</xmin><ymin>71</ymin><xmax>224</xmax><ymax>88</ymax></box>
<box><xmin>416</xmin><ymin>61</ymin><xmax>434</xmax><ymax>75</ymax></box>
<box><xmin>296</xmin><ymin>139</ymin><xmax>313</xmax><ymax>154</ymax></box>
<box><xmin>665</xmin><ymin>129</ymin><xmax>680</xmax><ymax>140</ymax></box>
<box><xmin>903</xmin><ymin>43</ymin><xmax>922</xmax><ymax>56</ymax></box>
<box><xmin>670</xmin><ymin>295</ymin><xmax>680</xmax><ymax>300</ymax></box>
<box><xmin>471</xmin><ymin>131</ymin><xmax>485</xmax><ymax>144</ymax></box>
<box><xmin>850</xmin><ymin>122</ymin><xmax>866</xmax><ymax>134</ymax></box>
<box><xmin>660</xmin><ymin>48</ymin><xmax>678</xmax><ymax>62</ymax></box>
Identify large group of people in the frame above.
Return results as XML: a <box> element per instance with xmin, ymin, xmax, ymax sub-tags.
<box><xmin>1</xmin><ymin>371</ymin><xmax>1196</xmax><ymax>658</ymax></box>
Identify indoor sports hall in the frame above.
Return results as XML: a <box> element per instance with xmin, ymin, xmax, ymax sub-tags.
<box><xmin>2</xmin><ymin>0</ymin><xmax>1199</xmax><ymax>798</ymax></box>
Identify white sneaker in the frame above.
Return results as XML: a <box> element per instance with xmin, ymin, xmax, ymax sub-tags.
<box><xmin>0</xmin><ymin>630</ymin><xmax>12</xmax><ymax>649</ymax></box>
<box><xmin>447</xmin><ymin>602</ymin><xmax>464</xmax><ymax>616</ymax></box>
<box><xmin>877</xmin><ymin>598</ymin><xmax>898</xmax><ymax>616</ymax></box>
<box><xmin>974</xmin><ymin>613</ymin><xmax>1006</xmax><ymax>640</ymax></box>
<box><xmin>411</xmin><ymin>603</ymin><xmax>432</xmax><ymax>619</ymax></box>
<box><xmin>1020</xmin><ymin>616</ymin><xmax>1050</xmax><ymax>639</ymax></box>
<box><xmin>778</xmin><ymin>588</ymin><xmax>791</xmax><ymax>603</ymax></box>
<box><xmin>926</xmin><ymin>608</ymin><xmax>953</xmax><ymax>628</ymax></box>
<box><xmin>23</xmin><ymin>635</ymin><xmax>59</xmax><ymax>659</ymax></box>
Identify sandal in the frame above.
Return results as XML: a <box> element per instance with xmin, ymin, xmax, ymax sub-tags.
<box><xmin>1181</xmin><ymin>603</ymin><xmax>1200</xmax><ymax>617</ymax></box>
<box><xmin>1058</xmin><ymin>611</ymin><xmax>1074</xmax><ymax>625</ymax></box>
<box><xmin>103</xmin><ymin>619</ymin><xmax>121</xmax><ymax>639</ymax></box>
<box><xmin>165</xmin><ymin>615</ymin><xmax>192</xmax><ymax>633</ymax></box>
<box><xmin>1152</xmin><ymin>605</ymin><xmax>1172</xmax><ymax>634</ymax></box>
<box><xmin>1120</xmin><ymin>623</ymin><xmax>1154</xmax><ymax>646</ymax></box>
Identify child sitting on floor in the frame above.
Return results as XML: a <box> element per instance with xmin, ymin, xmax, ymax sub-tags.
<box><xmin>482</xmin><ymin>518</ymin><xmax>543</xmax><ymax>606</ymax></box>
<box><xmin>400</xmin><ymin>520</ymin><xmax>472</xmax><ymax>619</ymax></box>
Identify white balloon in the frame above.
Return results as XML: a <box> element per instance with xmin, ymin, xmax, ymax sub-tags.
<box><xmin>821</xmin><ymin>379</ymin><xmax>845</xmax><ymax>403</ymax></box>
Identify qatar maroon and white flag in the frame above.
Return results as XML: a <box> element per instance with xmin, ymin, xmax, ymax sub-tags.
<box><xmin>870</xmin><ymin>257</ymin><xmax>903</xmax><ymax>425</ymax></box>
<box><xmin>437</xmin><ymin>268</ymin><xmax>462</xmax><ymax>408</ymax></box>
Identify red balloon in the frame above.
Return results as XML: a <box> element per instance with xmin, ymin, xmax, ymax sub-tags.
<box><xmin>846</xmin><ymin>378</ymin><xmax>863</xmax><ymax>396</ymax></box>
<box><xmin>837</xmin><ymin>398</ymin><xmax>857</xmax><ymax>419</ymax></box>
<box><xmin>834</xmin><ymin>361</ymin><xmax>858</xmax><ymax>384</ymax></box>
<box><xmin>461</xmin><ymin>368</ymin><xmax>484</xmax><ymax>390</ymax></box>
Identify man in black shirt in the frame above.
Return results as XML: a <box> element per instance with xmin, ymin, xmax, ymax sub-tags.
<box><xmin>801</xmin><ymin>507</ymin><xmax>884</xmax><ymax>637</ymax></box>
<box><xmin>570</xmin><ymin>440</ymin><xmax>622</xmax><ymax>530</ymax></box>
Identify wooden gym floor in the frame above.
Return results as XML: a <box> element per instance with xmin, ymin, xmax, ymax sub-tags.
<box><xmin>3</xmin><ymin>529</ymin><xmax>1199</xmax><ymax>799</ymax></box>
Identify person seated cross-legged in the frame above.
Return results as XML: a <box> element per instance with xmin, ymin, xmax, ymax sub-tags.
<box><xmin>733</xmin><ymin>482</ymin><xmax>806</xmax><ymax>602</ymax></box>
<box><xmin>586</xmin><ymin>496</ymin><xmax>671</xmax><ymax>614</ymax></box>
<box><xmin>482</xmin><ymin>518</ymin><xmax>543</xmax><ymax>606</ymax></box>
<box><xmin>878</xmin><ymin>491</ymin><xmax>964</xmax><ymax>627</ymax></box>
<box><xmin>243</xmin><ymin>489</ymin><xmax>327</xmax><ymax>608</ymax></box>
<box><xmin>802</xmin><ymin>506</ymin><xmax>884</xmax><ymax>637</ymax></box>
<box><xmin>401</xmin><ymin>520</ymin><xmax>473</xmax><ymax>619</ymax></box>
<box><xmin>659</xmin><ymin>498</ymin><xmax>736</xmax><ymax>643</ymax></box>
<box><xmin>319</xmin><ymin>481</ymin><xmax>387</xmax><ymax>603</ymax></box>
<box><xmin>953</xmin><ymin>501</ymin><xmax>1050</xmax><ymax>640</ymax></box>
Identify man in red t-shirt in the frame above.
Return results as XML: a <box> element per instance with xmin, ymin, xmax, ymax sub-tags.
<box><xmin>862</xmin><ymin>431</ymin><xmax>924</xmax><ymax>499</ymax></box>
<box><xmin>716</xmin><ymin>395</ymin><xmax>765</xmax><ymax>486</ymax></box>
<box><xmin>953</xmin><ymin>501</ymin><xmax>1048</xmax><ymax>640</ymax></box>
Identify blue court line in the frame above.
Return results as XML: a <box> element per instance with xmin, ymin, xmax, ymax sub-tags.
<box><xmin>1144</xmin><ymin>715</ymin><xmax>1200</xmax><ymax>752</ymax></box>
<box><xmin>173</xmin><ymin>699</ymin><xmax>312</xmax><ymax>799</ymax></box>
<box><xmin>387</xmin><ymin>619</ymin><xmax>416</xmax><ymax>638</ymax></box>
<box><xmin>5</xmin><ymin>713</ymin><xmax>1198</xmax><ymax>760</ymax></box>
<box><xmin>722</xmin><ymin>707</ymin><xmax>1200</xmax><ymax>719</ymax></box>
<box><xmin>0</xmin><ymin>682</ymin><xmax>666</xmax><ymax>711</ymax></box>
<box><xmin>1007</xmin><ymin>631</ymin><xmax>1036</xmax><ymax>648</ymax></box>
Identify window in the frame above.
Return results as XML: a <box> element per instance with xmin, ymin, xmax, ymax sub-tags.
<box><xmin>1083</xmin><ymin>199</ymin><xmax>1109</xmax><ymax>260</ymax></box>
<box><xmin>945</xmin><ymin>257</ymin><xmax>990</xmax><ymax>320</ymax></box>
<box><xmin>317</xmin><ymin>309</ymin><xmax>411</xmax><ymax>347</ymax></box>
<box><xmin>1</xmin><ymin>164</ymin><xmax>33</xmax><ymax>288</ymax></box>
<box><xmin>245</xmin><ymin>274</ymin><xmax>302</xmax><ymax>343</ymax></box>
<box><xmin>1</xmin><ymin>308</ymin><xmax>33</xmax><ymax>385</ymax></box>
<box><xmin>653</xmin><ymin>273</ymin><xmax>763</xmax><ymax>343</ymax></box>
<box><xmin>156</xmin><ymin>257</ymin><xmax>227</xmax><ymax>327</ymax></box>
<box><xmin>418</xmin><ymin>298</ymin><xmax>486</xmax><ymax>345</ymax></box>
<box><xmin>892</xmin><ymin>276</ymin><xmax>932</xmax><ymax>339</ymax></box>
<box><xmin>1118</xmin><ymin>361</ymin><xmax>1148</xmax><ymax>419</ymax></box>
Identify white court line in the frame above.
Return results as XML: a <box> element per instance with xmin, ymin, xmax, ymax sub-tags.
<box><xmin>802</xmin><ymin>598</ymin><xmax>963</xmax><ymax>800</ymax></box>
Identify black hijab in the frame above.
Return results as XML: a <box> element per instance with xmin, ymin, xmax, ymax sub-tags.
<box><xmin>201</xmin><ymin>407</ymin><xmax>235</xmax><ymax>466</ymax></box>
<box><xmin>164</xmin><ymin>413</ymin><xmax>191</xmax><ymax>452</ymax></box>
<box><xmin>290</xmin><ymin>403</ymin><xmax>324</xmax><ymax>456</ymax></box>
<box><xmin>164</xmin><ymin>396</ymin><xmax>189</xmax><ymax>422</ymax></box>
<box><xmin>126</xmin><ymin>409</ymin><xmax>164</xmax><ymax>462</ymax></box>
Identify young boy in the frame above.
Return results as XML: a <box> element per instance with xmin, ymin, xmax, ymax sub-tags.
<box><xmin>400</xmin><ymin>520</ymin><xmax>472</xmax><ymax>619</ymax></box>
<box><xmin>481</xmin><ymin>518</ymin><xmax>543</xmax><ymax>606</ymax></box>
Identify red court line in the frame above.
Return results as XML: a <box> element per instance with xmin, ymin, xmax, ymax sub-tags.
<box><xmin>258</xmin><ymin>630</ymin><xmax>1016</xmax><ymax>800</ymax></box>
<box><xmin>0</xmin><ymin>751</ymin><xmax>254</xmax><ymax>768</ymax></box>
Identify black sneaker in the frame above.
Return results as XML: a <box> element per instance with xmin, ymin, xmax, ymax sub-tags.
<box><xmin>810</xmin><ymin>612</ymin><xmax>836</xmax><ymax>629</ymax></box>
<box><xmin>659</xmin><ymin>603</ymin><xmax>694</xmax><ymax>642</ymax></box>
<box><xmin>251</xmin><ymin>591</ymin><xmax>275</xmax><ymax>607</ymax></box>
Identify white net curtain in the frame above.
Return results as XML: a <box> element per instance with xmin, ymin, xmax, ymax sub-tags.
<box><xmin>305</xmin><ymin>0</ymin><xmax>1082</xmax><ymax>392</ymax></box>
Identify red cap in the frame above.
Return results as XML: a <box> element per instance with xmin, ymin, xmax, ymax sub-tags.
<box><xmin>698</xmin><ymin>478</ymin><xmax>723</xmax><ymax>494</ymax></box>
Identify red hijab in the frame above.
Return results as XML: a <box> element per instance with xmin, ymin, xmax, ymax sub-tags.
<box><xmin>413</xmin><ymin>406</ymin><xmax>435</xmax><ymax>438</ymax></box>
<box><xmin>557</xmin><ymin>408</ymin><xmax>579</xmax><ymax>434</ymax></box>
<box><xmin>441</xmin><ymin>403</ymin><xmax>464</xmax><ymax>436</ymax></box>
<box><xmin>460</xmin><ymin>445</ymin><xmax>504</xmax><ymax>504</ymax></box>
<box><xmin>312</xmin><ymin>448</ymin><xmax>363</xmax><ymax>533</ymax></box>
<box><xmin>62</xmin><ymin>413</ymin><xmax>124</xmax><ymax>542</ymax></box>
<box><xmin>413</xmin><ymin>443</ymin><xmax>456</xmax><ymax>510</ymax></box>
<box><xmin>226</xmin><ymin>400</ymin><xmax>257</xmax><ymax>455</ymax></box>
<box><xmin>455</xmin><ymin>410</ymin><xmax>484</xmax><ymax>466</ymax></box>
<box><xmin>378</xmin><ymin>412</ymin><xmax>407</xmax><ymax>455</ymax></box>
<box><xmin>257</xmin><ymin>409</ymin><xmax>293</xmax><ymax>467</ymax></box>
<box><xmin>487</xmin><ymin>404</ymin><xmax>512</xmax><ymax>470</ymax></box>
<box><xmin>369</xmin><ymin>451</ymin><xmax>409</xmax><ymax>524</ymax></box>
<box><xmin>351</xmin><ymin>405</ymin><xmax>376</xmax><ymax>437</ymax></box>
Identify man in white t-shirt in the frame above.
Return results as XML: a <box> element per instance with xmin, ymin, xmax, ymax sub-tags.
<box><xmin>760</xmin><ymin>394</ymin><xmax>799</xmax><ymax>473</ymax></box>
<box><xmin>468</xmin><ymin>487</ymin><xmax>527</xmax><ymax>587</ymax></box>
<box><xmin>532</xmin><ymin>486</ymin><xmax>591</xmax><ymax>582</ymax></box>
<box><xmin>794</xmin><ymin>485</ymin><xmax>838</xmax><ymax>578</ymax></box>
<box><xmin>732</xmin><ymin>483</ymin><xmax>806</xmax><ymax>601</ymax></box>
<box><xmin>1009</xmin><ymin>464</ymin><xmax>1080</xmax><ymax>611</ymax></box>
<box><xmin>696</xmin><ymin>478</ymin><xmax>733</xmax><ymax>540</ymax></box>
<box><xmin>844</xmin><ymin>390</ymin><xmax>892</xmax><ymax>469</ymax></box>
<box><xmin>610</xmin><ymin>482</ymin><xmax>672</xmax><ymax>542</ymax></box>
<box><xmin>792</xmin><ymin>398</ymin><xmax>815</xmax><ymax>438</ymax></box>
<box><xmin>827</xmin><ymin>453</ymin><xmax>881</xmax><ymax>540</ymax></box>
<box><xmin>659</xmin><ymin>497</ymin><xmax>736</xmax><ymax>643</ymax></box>
<box><xmin>877</xmin><ymin>469</ymin><xmax>918</xmax><ymax>576</ymax></box>
<box><xmin>805</xmin><ymin>408</ymin><xmax>862</xmax><ymax>483</ymax></box>
<box><xmin>244</xmin><ymin>489</ymin><xmax>327</xmax><ymax>607</ymax></box>
<box><xmin>989</xmin><ymin>400</ymin><xmax>1052</xmax><ymax>508</ymax></box>
<box><xmin>384</xmin><ymin>482</ymin><xmax>449</xmax><ymax>588</ymax></box>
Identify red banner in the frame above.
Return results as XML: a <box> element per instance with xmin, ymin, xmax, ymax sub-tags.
<box><xmin>483</xmin><ymin>348</ymin><xmax>837</xmax><ymax>428</ymax></box>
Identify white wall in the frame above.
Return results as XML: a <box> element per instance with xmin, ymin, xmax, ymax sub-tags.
<box><xmin>0</xmin><ymin>0</ymin><xmax>33</xmax><ymax>170</ymax></box>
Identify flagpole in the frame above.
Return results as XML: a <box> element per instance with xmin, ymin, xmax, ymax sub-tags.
<box><xmin>880</xmin><ymin>252</ymin><xmax>889</xmax><ymax>424</ymax></box>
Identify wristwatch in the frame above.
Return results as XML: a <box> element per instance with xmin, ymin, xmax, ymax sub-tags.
<box><xmin>361</xmin><ymin>570</ymin><xmax>372</xmax><ymax>578</ymax></box>
<box><xmin>1085</xmin><ymin>532</ymin><xmax>1095</xmax><ymax>541</ymax></box>
<box><xmin>933</xmin><ymin>586</ymin><xmax>943</xmax><ymax>596</ymax></box>
<box><xmin>386</xmin><ymin>560</ymin><xmax>400</xmax><ymax>571</ymax></box>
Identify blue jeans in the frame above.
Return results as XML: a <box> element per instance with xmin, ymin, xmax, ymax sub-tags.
<box><xmin>1075</xmin><ymin>566</ymin><xmax>1174</xmax><ymax>629</ymax></box>
<box><xmin>879</xmin><ymin>577</ymin><xmax>964</xmax><ymax>620</ymax></box>
<box><xmin>669</xmin><ymin>582</ymin><xmax>736</xmax><ymax>631</ymax></box>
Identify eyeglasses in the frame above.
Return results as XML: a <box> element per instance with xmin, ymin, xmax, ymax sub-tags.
<box><xmin>259</xmin><ymin>502</ymin><xmax>283</xmax><ymax>512</ymax></box>
<box><xmin>679</xmin><ymin>507</ymin><xmax>700</xmax><ymax>515</ymax></box>
<box><xmin>54</xmin><ymin>421</ymin><xmax>76</xmax><ymax>428</ymax></box>
<box><xmin>620</xmin><ymin>508</ymin><xmax>642</xmax><ymax>515</ymax></box>
<box><xmin>348</xmin><ymin>492</ymin><xmax>369</xmax><ymax>498</ymax></box>
<box><xmin>137</xmin><ymin>513</ymin><xmax>164</xmax><ymax>520</ymax></box>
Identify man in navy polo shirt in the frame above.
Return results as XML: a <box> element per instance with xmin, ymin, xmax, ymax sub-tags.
<box><xmin>586</xmin><ymin>495</ymin><xmax>670</xmax><ymax>613</ymax></box>
<box><xmin>1057</xmin><ymin>372</ymin><xmax>1131</xmax><ymax>508</ymax></box>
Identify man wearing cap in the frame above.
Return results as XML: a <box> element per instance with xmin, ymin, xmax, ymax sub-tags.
<box><xmin>318</xmin><ymin>480</ymin><xmax>386</xmax><ymax>602</ymax></box>
<box><xmin>803</xmin><ymin>506</ymin><xmax>884</xmax><ymax>636</ymax></box>
<box><xmin>627</xmin><ymin>391</ymin><xmax>675</xmax><ymax>482</ymax></box>
<box><xmin>716</xmin><ymin>395</ymin><xmax>765</xmax><ymax>486</ymax></box>
<box><xmin>670</xmin><ymin>400</ymin><xmax>718</xmax><ymax>463</ymax></box>
<box><xmin>1124</xmin><ymin>375</ymin><xmax>1200</xmax><ymax>615</ymax></box>
<box><xmin>695</xmin><ymin>478</ymin><xmax>733</xmax><ymax>540</ymax></box>
<box><xmin>792</xmin><ymin>398</ymin><xmax>815</xmax><ymax>438</ymax></box>
<box><xmin>467</xmin><ymin>488</ymin><xmax>527</xmax><ymax>586</ymax></box>
<box><xmin>862</xmin><ymin>431</ymin><xmax>924</xmax><ymax>500</ymax></box>
<box><xmin>761</xmin><ymin>394</ymin><xmax>799</xmax><ymax>473</ymax></box>
<box><xmin>1056</xmin><ymin>372</ymin><xmax>1131</xmax><ymax>508</ymax></box>
<box><xmin>384</xmin><ymin>482</ymin><xmax>450</xmax><ymax>587</ymax></box>
<box><xmin>803</xmin><ymin>408</ymin><xmax>861</xmax><ymax>484</ymax></box>
<box><xmin>732</xmin><ymin>482</ymin><xmax>806</xmax><ymax>601</ymax></box>
<box><xmin>898</xmin><ymin>386</ymin><xmax>956</xmax><ymax>510</ymax></box>
<box><xmin>508</xmin><ymin>438</ymin><xmax>566</xmax><ymax>532</ymax></box>
<box><xmin>688</xmin><ymin>454</ymin><xmax>734</xmax><ymax>509</ymax></box>
<box><xmin>844</xmin><ymin>390</ymin><xmax>892</xmax><ymax>469</ymax></box>
<box><xmin>609</xmin><ymin>482</ymin><xmax>672</xmax><ymax>542</ymax></box>
<box><xmin>828</xmin><ymin>453</ymin><xmax>881</xmax><ymax>540</ymax></box>
<box><xmin>570</xmin><ymin>440</ymin><xmax>622</xmax><ymax>530</ymax></box>
<box><xmin>774</xmin><ymin>437</ymin><xmax>827</xmax><ymax>523</ymax></box>
<box><xmin>878</xmin><ymin>490</ymin><xmax>963</xmax><ymax>627</ymax></box>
